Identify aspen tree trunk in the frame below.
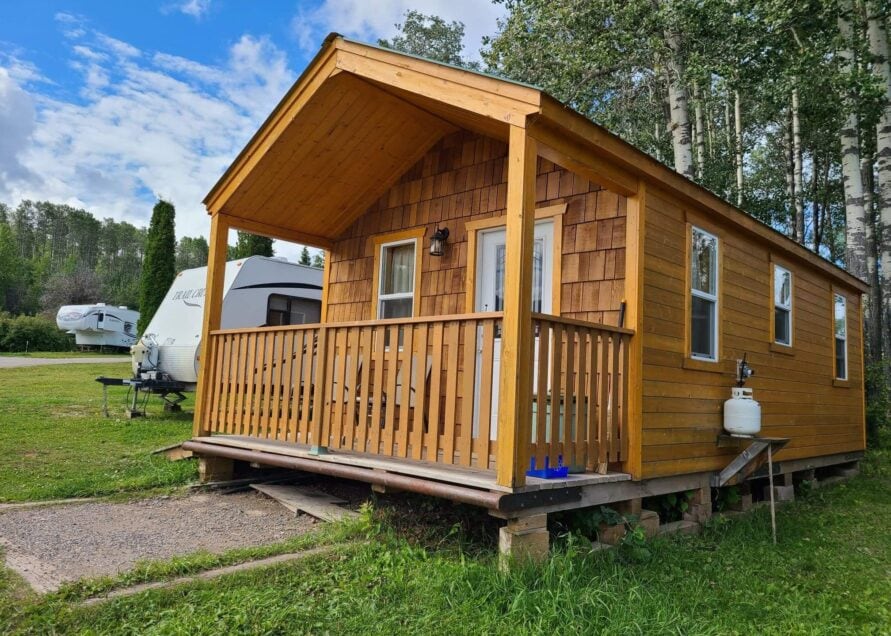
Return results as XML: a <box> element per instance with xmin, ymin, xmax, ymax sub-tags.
<box><xmin>867</xmin><ymin>1</ymin><xmax>891</xmax><ymax>357</ymax></box>
<box><xmin>783</xmin><ymin>112</ymin><xmax>796</xmax><ymax>238</ymax></box>
<box><xmin>863</xmin><ymin>157</ymin><xmax>883</xmax><ymax>358</ymax></box>
<box><xmin>734</xmin><ymin>90</ymin><xmax>744</xmax><ymax>206</ymax></box>
<box><xmin>838</xmin><ymin>0</ymin><xmax>868</xmax><ymax>281</ymax></box>
<box><xmin>693</xmin><ymin>82</ymin><xmax>707</xmax><ymax>180</ymax></box>
<box><xmin>792</xmin><ymin>86</ymin><xmax>805</xmax><ymax>242</ymax></box>
<box><xmin>813</xmin><ymin>155</ymin><xmax>823</xmax><ymax>252</ymax></box>
<box><xmin>706</xmin><ymin>100</ymin><xmax>715</xmax><ymax>159</ymax></box>
<box><xmin>659</xmin><ymin>0</ymin><xmax>694</xmax><ymax>180</ymax></box>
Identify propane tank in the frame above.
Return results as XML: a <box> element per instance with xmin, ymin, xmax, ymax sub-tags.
<box><xmin>723</xmin><ymin>353</ymin><xmax>761</xmax><ymax>434</ymax></box>
<box><xmin>723</xmin><ymin>387</ymin><xmax>761</xmax><ymax>435</ymax></box>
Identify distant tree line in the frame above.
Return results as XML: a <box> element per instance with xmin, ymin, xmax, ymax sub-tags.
<box><xmin>0</xmin><ymin>199</ymin><xmax>323</xmax><ymax>321</ymax></box>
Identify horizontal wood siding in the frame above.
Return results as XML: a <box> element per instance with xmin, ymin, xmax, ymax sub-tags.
<box><xmin>641</xmin><ymin>185</ymin><xmax>865</xmax><ymax>479</ymax></box>
<box><xmin>325</xmin><ymin>130</ymin><xmax>627</xmax><ymax>326</ymax></box>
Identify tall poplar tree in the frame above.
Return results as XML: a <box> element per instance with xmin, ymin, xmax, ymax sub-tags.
<box><xmin>137</xmin><ymin>200</ymin><xmax>176</xmax><ymax>334</ymax></box>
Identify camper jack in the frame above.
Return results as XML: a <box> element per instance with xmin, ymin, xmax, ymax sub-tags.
<box><xmin>96</xmin><ymin>376</ymin><xmax>188</xmax><ymax>418</ymax></box>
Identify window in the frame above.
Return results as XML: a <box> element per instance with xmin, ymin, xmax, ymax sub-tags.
<box><xmin>773</xmin><ymin>265</ymin><xmax>792</xmax><ymax>346</ymax></box>
<box><xmin>377</xmin><ymin>239</ymin><xmax>417</xmax><ymax>319</ymax></box>
<box><xmin>690</xmin><ymin>226</ymin><xmax>719</xmax><ymax>361</ymax></box>
<box><xmin>834</xmin><ymin>293</ymin><xmax>847</xmax><ymax>380</ymax></box>
<box><xmin>266</xmin><ymin>295</ymin><xmax>307</xmax><ymax>326</ymax></box>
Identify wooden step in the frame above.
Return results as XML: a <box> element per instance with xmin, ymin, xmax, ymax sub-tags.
<box><xmin>250</xmin><ymin>484</ymin><xmax>358</xmax><ymax>522</ymax></box>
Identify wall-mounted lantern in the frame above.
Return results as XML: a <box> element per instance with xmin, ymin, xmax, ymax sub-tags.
<box><xmin>430</xmin><ymin>227</ymin><xmax>449</xmax><ymax>257</ymax></box>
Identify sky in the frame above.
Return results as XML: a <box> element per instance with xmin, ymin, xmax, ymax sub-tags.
<box><xmin>0</xmin><ymin>0</ymin><xmax>505</xmax><ymax>261</ymax></box>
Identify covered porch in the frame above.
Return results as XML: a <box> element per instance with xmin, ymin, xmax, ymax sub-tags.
<box><xmin>191</xmin><ymin>35</ymin><xmax>646</xmax><ymax>492</ymax></box>
<box><xmin>190</xmin><ymin>312</ymin><xmax>632</xmax><ymax>493</ymax></box>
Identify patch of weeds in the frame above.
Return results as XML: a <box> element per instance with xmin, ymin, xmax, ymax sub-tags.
<box><xmin>714</xmin><ymin>485</ymin><xmax>742</xmax><ymax>511</ymax></box>
<box><xmin>644</xmin><ymin>490</ymin><xmax>695</xmax><ymax>521</ymax></box>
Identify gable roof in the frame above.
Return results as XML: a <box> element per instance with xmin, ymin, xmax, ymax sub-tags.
<box><xmin>205</xmin><ymin>33</ymin><xmax>867</xmax><ymax>293</ymax></box>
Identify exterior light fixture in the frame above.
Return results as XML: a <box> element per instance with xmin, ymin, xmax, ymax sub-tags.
<box><xmin>430</xmin><ymin>227</ymin><xmax>449</xmax><ymax>256</ymax></box>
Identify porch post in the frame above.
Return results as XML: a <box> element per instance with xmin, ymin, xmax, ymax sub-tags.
<box><xmin>496</xmin><ymin>124</ymin><xmax>537</xmax><ymax>488</ymax></box>
<box><xmin>192</xmin><ymin>212</ymin><xmax>230</xmax><ymax>437</ymax></box>
<box><xmin>622</xmin><ymin>181</ymin><xmax>646</xmax><ymax>479</ymax></box>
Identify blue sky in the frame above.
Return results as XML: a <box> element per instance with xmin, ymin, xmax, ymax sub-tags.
<box><xmin>0</xmin><ymin>0</ymin><xmax>503</xmax><ymax>259</ymax></box>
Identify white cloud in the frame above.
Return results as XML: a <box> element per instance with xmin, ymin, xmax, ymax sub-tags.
<box><xmin>0</xmin><ymin>68</ymin><xmax>38</xmax><ymax>189</ymax></box>
<box><xmin>0</xmin><ymin>29</ymin><xmax>307</xmax><ymax>258</ymax></box>
<box><xmin>178</xmin><ymin>0</ymin><xmax>212</xmax><ymax>18</ymax></box>
<box><xmin>292</xmin><ymin>0</ymin><xmax>505</xmax><ymax>60</ymax></box>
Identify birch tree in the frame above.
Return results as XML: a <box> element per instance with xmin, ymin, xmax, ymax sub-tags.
<box><xmin>866</xmin><ymin>0</ymin><xmax>891</xmax><ymax>352</ymax></box>
<box><xmin>838</xmin><ymin>0</ymin><xmax>869</xmax><ymax>281</ymax></box>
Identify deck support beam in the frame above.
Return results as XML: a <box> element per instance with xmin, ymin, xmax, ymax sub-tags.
<box><xmin>193</xmin><ymin>212</ymin><xmax>230</xmax><ymax>437</ymax></box>
<box><xmin>496</xmin><ymin>124</ymin><xmax>537</xmax><ymax>489</ymax></box>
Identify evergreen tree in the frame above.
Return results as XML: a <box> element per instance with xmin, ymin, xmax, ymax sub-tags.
<box><xmin>138</xmin><ymin>200</ymin><xmax>176</xmax><ymax>334</ymax></box>
<box><xmin>233</xmin><ymin>231</ymin><xmax>273</xmax><ymax>258</ymax></box>
<box><xmin>299</xmin><ymin>246</ymin><xmax>311</xmax><ymax>265</ymax></box>
<box><xmin>311</xmin><ymin>251</ymin><xmax>325</xmax><ymax>269</ymax></box>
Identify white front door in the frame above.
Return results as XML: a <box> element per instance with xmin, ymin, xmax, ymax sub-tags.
<box><xmin>475</xmin><ymin>220</ymin><xmax>554</xmax><ymax>439</ymax></box>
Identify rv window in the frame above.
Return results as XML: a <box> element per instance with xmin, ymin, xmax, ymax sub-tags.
<box><xmin>266</xmin><ymin>294</ymin><xmax>308</xmax><ymax>326</ymax></box>
<box><xmin>834</xmin><ymin>293</ymin><xmax>847</xmax><ymax>380</ymax></box>
<box><xmin>690</xmin><ymin>226</ymin><xmax>719</xmax><ymax>361</ymax></box>
<box><xmin>773</xmin><ymin>265</ymin><xmax>792</xmax><ymax>346</ymax></box>
<box><xmin>378</xmin><ymin>239</ymin><xmax>416</xmax><ymax>319</ymax></box>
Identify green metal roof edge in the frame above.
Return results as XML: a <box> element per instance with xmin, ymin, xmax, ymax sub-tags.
<box><xmin>337</xmin><ymin>34</ymin><xmax>543</xmax><ymax>92</ymax></box>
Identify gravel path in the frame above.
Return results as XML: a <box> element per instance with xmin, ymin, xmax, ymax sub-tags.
<box><xmin>0</xmin><ymin>356</ymin><xmax>128</xmax><ymax>369</ymax></box>
<box><xmin>0</xmin><ymin>491</ymin><xmax>316</xmax><ymax>592</ymax></box>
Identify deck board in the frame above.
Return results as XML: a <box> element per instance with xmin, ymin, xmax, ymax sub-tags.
<box><xmin>193</xmin><ymin>435</ymin><xmax>631</xmax><ymax>494</ymax></box>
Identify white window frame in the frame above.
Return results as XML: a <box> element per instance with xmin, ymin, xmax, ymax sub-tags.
<box><xmin>690</xmin><ymin>226</ymin><xmax>719</xmax><ymax>362</ymax></box>
<box><xmin>773</xmin><ymin>265</ymin><xmax>793</xmax><ymax>347</ymax></box>
<box><xmin>377</xmin><ymin>238</ymin><xmax>417</xmax><ymax>319</ymax></box>
<box><xmin>834</xmin><ymin>293</ymin><xmax>847</xmax><ymax>381</ymax></box>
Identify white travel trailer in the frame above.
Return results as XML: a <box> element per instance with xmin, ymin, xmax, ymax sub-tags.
<box><xmin>56</xmin><ymin>303</ymin><xmax>140</xmax><ymax>349</ymax></box>
<box><xmin>131</xmin><ymin>256</ymin><xmax>323</xmax><ymax>391</ymax></box>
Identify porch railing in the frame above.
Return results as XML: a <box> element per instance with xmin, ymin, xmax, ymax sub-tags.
<box><xmin>200</xmin><ymin>312</ymin><xmax>631</xmax><ymax>474</ymax></box>
<box><xmin>201</xmin><ymin>313</ymin><xmax>503</xmax><ymax>468</ymax></box>
<box><xmin>529</xmin><ymin>314</ymin><xmax>632</xmax><ymax>472</ymax></box>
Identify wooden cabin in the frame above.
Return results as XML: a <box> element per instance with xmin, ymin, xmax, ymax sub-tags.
<box><xmin>184</xmin><ymin>35</ymin><xmax>867</xmax><ymax>558</ymax></box>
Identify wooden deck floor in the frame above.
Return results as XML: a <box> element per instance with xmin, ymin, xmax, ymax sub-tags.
<box><xmin>191</xmin><ymin>435</ymin><xmax>631</xmax><ymax>494</ymax></box>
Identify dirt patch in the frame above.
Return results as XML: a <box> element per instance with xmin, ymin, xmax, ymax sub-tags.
<box><xmin>0</xmin><ymin>491</ymin><xmax>315</xmax><ymax>593</ymax></box>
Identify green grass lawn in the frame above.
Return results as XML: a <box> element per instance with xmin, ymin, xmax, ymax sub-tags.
<box><xmin>0</xmin><ymin>362</ymin><xmax>196</xmax><ymax>502</ymax></box>
<box><xmin>0</xmin><ymin>363</ymin><xmax>889</xmax><ymax>634</ymax></box>
<box><xmin>6</xmin><ymin>455</ymin><xmax>891</xmax><ymax>635</ymax></box>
